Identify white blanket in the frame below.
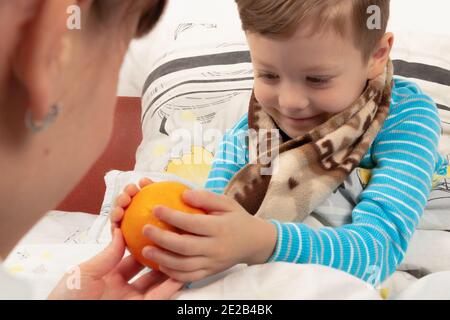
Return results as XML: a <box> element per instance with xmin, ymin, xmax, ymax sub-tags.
<box><xmin>4</xmin><ymin>222</ymin><xmax>450</xmax><ymax>300</ymax></box>
<box><xmin>3</xmin><ymin>181</ymin><xmax>450</xmax><ymax>299</ymax></box>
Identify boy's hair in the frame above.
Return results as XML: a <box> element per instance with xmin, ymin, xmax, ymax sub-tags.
<box><xmin>235</xmin><ymin>0</ymin><xmax>390</xmax><ymax>62</ymax></box>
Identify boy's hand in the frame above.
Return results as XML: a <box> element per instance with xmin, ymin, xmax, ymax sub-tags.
<box><xmin>110</xmin><ymin>178</ymin><xmax>153</xmax><ymax>233</ymax></box>
<box><xmin>140</xmin><ymin>190</ymin><xmax>278</xmax><ymax>283</ymax></box>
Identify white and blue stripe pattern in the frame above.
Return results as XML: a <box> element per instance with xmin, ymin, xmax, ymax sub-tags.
<box><xmin>204</xmin><ymin>78</ymin><xmax>448</xmax><ymax>284</ymax></box>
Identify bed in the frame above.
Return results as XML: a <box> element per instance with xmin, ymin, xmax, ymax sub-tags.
<box><xmin>4</xmin><ymin>0</ymin><xmax>450</xmax><ymax>300</ymax></box>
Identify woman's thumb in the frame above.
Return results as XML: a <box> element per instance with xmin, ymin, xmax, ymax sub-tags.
<box><xmin>79</xmin><ymin>228</ymin><xmax>125</xmax><ymax>277</ymax></box>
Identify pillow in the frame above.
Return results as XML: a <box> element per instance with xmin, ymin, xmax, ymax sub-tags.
<box><xmin>126</xmin><ymin>0</ymin><xmax>449</xmax><ymax>188</ymax></box>
<box><xmin>390</xmin><ymin>31</ymin><xmax>450</xmax><ymax>156</ymax></box>
<box><xmin>387</xmin><ymin>0</ymin><xmax>450</xmax><ymax>155</ymax></box>
<box><xmin>134</xmin><ymin>43</ymin><xmax>253</xmax><ymax>187</ymax></box>
<box><xmin>130</xmin><ymin>0</ymin><xmax>253</xmax><ymax>187</ymax></box>
<box><xmin>117</xmin><ymin>0</ymin><xmax>246</xmax><ymax>97</ymax></box>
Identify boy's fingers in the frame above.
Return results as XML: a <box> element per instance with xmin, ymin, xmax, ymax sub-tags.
<box><xmin>139</xmin><ymin>178</ymin><xmax>153</xmax><ymax>189</ymax></box>
<box><xmin>110</xmin><ymin>207</ymin><xmax>124</xmax><ymax>235</ymax></box>
<box><xmin>110</xmin><ymin>207</ymin><xmax>124</xmax><ymax>223</ymax></box>
<box><xmin>142</xmin><ymin>245</ymin><xmax>206</xmax><ymax>272</ymax></box>
<box><xmin>153</xmin><ymin>206</ymin><xmax>215</xmax><ymax>236</ymax></box>
<box><xmin>115</xmin><ymin>193</ymin><xmax>131</xmax><ymax>208</ymax></box>
<box><xmin>124</xmin><ymin>184</ymin><xmax>140</xmax><ymax>197</ymax></box>
<box><xmin>182</xmin><ymin>189</ymin><xmax>233</xmax><ymax>212</ymax></box>
<box><xmin>142</xmin><ymin>225</ymin><xmax>209</xmax><ymax>256</ymax></box>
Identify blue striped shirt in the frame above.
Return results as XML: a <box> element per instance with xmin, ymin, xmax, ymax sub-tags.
<box><xmin>204</xmin><ymin>78</ymin><xmax>449</xmax><ymax>284</ymax></box>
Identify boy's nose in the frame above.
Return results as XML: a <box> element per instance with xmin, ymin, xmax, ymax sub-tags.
<box><xmin>278</xmin><ymin>84</ymin><xmax>309</xmax><ymax>113</ymax></box>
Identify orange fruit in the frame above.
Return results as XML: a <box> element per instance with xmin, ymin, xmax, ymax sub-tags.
<box><xmin>120</xmin><ymin>181</ymin><xmax>205</xmax><ymax>270</ymax></box>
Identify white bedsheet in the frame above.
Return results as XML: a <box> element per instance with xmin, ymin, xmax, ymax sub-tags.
<box><xmin>3</xmin><ymin>211</ymin><xmax>103</xmax><ymax>299</ymax></box>
<box><xmin>3</xmin><ymin>210</ymin><xmax>450</xmax><ymax>300</ymax></box>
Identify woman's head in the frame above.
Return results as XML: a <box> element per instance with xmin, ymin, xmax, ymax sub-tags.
<box><xmin>0</xmin><ymin>0</ymin><xmax>165</xmax><ymax>257</ymax></box>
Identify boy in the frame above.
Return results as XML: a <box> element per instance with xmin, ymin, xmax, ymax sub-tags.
<box><xmin>112</xmin><ymin>0</ymin><xmax>448</xmax><ymax>285</ymax></box>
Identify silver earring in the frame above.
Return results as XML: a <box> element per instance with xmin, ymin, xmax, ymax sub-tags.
<box><xmin>25</xmin><ymin>104</ymin><xmax>60</xmax><ymax>133</ymax></box>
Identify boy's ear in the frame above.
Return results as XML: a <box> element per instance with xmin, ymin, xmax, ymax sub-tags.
<box><xmin>367</xmin><ymin>32</ymin><xmax>394</xmax><ymax>80</ymax></box>
<box><xmin>12</xmin><ymin>0</ymin><xmax>78</xmax><ymax>122</ymax></box>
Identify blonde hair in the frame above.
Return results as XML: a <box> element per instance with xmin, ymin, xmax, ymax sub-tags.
<box><xmin>235</xmin><ymin>0</ymin><xmax>390</xmax><ymax>62</ymax></box>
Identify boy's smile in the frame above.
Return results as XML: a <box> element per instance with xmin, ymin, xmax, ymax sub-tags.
<box><xmin>247</xmin><ymin>22</ymin><xmax>373</xmax><ymax>138</ymax></box>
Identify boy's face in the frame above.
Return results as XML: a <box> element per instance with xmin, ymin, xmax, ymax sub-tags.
<box><xmin>247</xmin><ymin>26</ymin><xmax>372</xmax><ymax>138</ymax></box>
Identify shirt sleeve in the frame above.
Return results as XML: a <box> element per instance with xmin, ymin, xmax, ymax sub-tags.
<box><xmin>204</xmin><ymin>127</ymin><xmax>249</xmax><ymax>194</ymax></box>
<box><xmin>269</xmin><ymin>93</ymin><xmax>441</xmax><ymax>284</ymax></box>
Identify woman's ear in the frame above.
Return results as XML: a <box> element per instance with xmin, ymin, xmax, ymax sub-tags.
<box><xmin>12</xmin><ymin>0</ymin><xmax>77</xmax><ymax>122</ymax></box>
<box><xmin>367</xmin><ymin>32</ymin><xmax>394</xmax><ymax>80</ymax></box>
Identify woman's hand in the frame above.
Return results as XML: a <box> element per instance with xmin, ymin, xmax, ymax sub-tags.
<box><xmin>48</xmin><ymin>229</ymin><xmax>184</xmax><ymax>300</ymax></box>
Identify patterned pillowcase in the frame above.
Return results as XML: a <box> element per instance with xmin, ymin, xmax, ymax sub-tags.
<box><xmin>390</xmin><ymin>31</ymin><xmax>450</xmax><ymax>156</ymax></box>
<box><xmin>135</xmin><ymin>43</ymin><xmax>253</xmax><ymax>187</ymax></box>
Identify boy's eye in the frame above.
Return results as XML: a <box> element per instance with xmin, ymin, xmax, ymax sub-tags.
<box><xmin>306</xmin><ymin>76</ymin><xmax>330</xmax><ymax>85</ymax></box>
<box><xmin>257</xmin><ymin>72</ymin><xmax>279</xmax><ymax>80</ymax></box>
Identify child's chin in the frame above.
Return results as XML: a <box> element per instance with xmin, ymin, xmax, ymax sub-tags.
<box><xmin>282</xmin><ymin>127</ymin><xmax>306</xmax><ymax>139</ymax></box>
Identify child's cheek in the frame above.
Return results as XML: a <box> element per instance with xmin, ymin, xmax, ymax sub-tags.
<box><xmin>254</xmin><ymin>81</ymin><xmax>278</xmax><ymax>109</ymax></box>
<box><xmin>312</xmin><ymin>90</ymin><xmax>353</xmax><ymax>114</ymax></box>
<box><xmin>315</xmin><ymin>78</ymin><xmax>368</xmax><ymax>114</ymax></box>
